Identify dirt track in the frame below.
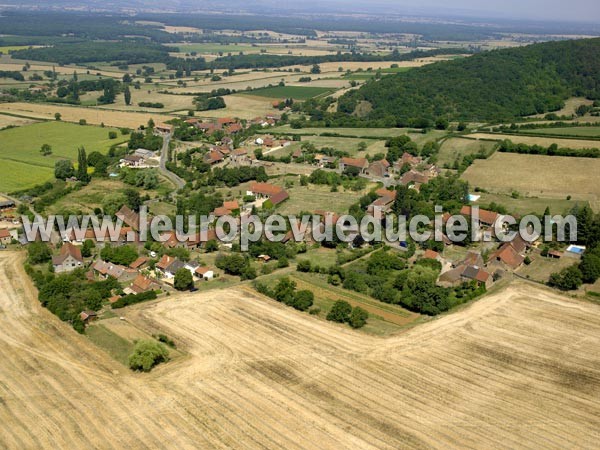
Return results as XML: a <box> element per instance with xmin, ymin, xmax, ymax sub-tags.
<box><xmin>1</xmin><ymin>251</ymin><xmax>600</xmax><ymax>449</ymax></box>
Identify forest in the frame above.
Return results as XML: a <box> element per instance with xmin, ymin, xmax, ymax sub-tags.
<box><xmin>338</xmin><ymin>38</ymin><xmax>600</xmax><ymax>123</ymax></box>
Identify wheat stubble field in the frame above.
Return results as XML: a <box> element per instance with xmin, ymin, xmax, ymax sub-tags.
<box><xmin>1</xmin><ymin>251</ymin><xmax>600</xmax><ymax>449</ymax></box>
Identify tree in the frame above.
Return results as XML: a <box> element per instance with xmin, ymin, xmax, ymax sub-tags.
<box><xmin>549</xmin><ymin>265</ymin><xmax>583</xmax><ymax>291</ymax></box>
<box><xmin>27</xmin><ymin>242</ymin><xmax>52</xmax><ymax>264</ymax></box>
<box><xmin>54</xmin><ymin>112</ymin><xmax>61</xmax><ymax>121</ymax></box>
<box><xmin>81</xmin><ymin>239</ymin><xmax>95</xmax><ymax>258</ymax></box>
<box><xmin>273</xmin><ymin>277</ymin><xmax>297</xmax><ymax>305</ymax></box>
<box><xmin>124</xmin><ymin>188</ymin><xmax>142</xmax><ymax>212</ymax></box>
<box><xmin>311</xmin><ymin>64</ymin><xmax>321</xmax><ymax>74</ymax></box>
<box><xmin>205</xmin><ymin>239</ymin><xmax>219</xmax><ymax>252</ymax></box>
<box><xmin>349</xmin><ymin>306</ymin><xmax>369</xmax><ymax>329</ymax></box>
<box><xmin>40</xmin><ymin>143</ymin><xmax>52</xmax><ymax>156</ymax></box>
<box><xmin>102</xmin><ymin>193</ymin><xmax>126</xmax><ymax>216</ymax></box>
<box><xmin>124</xmin><ymin>85</ymin><xmax>131</xmax><ymax>105</ymax></box>
<box><xmin>580</xmin><ymin>253</ymin><xmax>600</xmax><ymax>284</ymax></box>
<box><xmin>296</xmin><ymin>259</ymin><xmax>312</xmax><ymax>272</ymax></box>
<box><xmin>54</xmin><ymin>159</ymin><xmax>75</xmax><ymax>180</ymax></box>
<box><xmin>77</xmin><ymin>146</ymin><xmax>90</xmax><ymax>183</ymax></box>
<box><xmin>128</xmin><ymin>340</ymin><xmax>169</xmax><ymax>372</ymax></box>
<box><xmin>293</xmin><ymin>290</ymin><xmax>314</xmax><ymax>311</ymax></box>
<box><xmin>174</xmin><ymin>268</ymin><xmax>194</xmax><ymax>291</ymax></box>
<box><xmin>327</xmin><ymin>300</ymin><xmax>352</xmax><ymax>323</ymax></box>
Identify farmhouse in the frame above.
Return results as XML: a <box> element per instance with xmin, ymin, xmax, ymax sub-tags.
<box><xmin>422</xmin><ymin>249</ymin><xmax>442</xmax><ymax>262</ymax></box>
<box><xmin>339</xmin><ymin>157</ymin><xmax>369</xmax><ymax>174</ymax></box>
<box><xmin>230</xmin><ymin>148</ymin><xmax>250</xmax><ymax>165</ymax></box>
<box><xmin>92</xmin><ymin>260</ymin><xmax>138</xmax><ymax>282</ymax></box>
<box><xmin>154</xmin><ymin>123</ymin><xmax>174</xmax><ymax>135</ymax></box>
<box><xmin>116</xmin><ymin>205</ymin><xmax>145</xmax><ymax>231</ymax></box>
<box><xmin>204</xmin><ymin>149</ymin><xmax>225</xmax><ymax>165</ymax></box>
<box><xmin>461</xmin><ymin>265</ymin><xmax>493</xmax><ymax>289</ymax></box>
<box><xmin>120</xmin><ymin>154</ymin><xmax>145</xmax><ymax>168</ymax></box>
<box><xmin>52</xmin><ymin>243</ymin><xmax>84</xmax><ymax>273</ymax></box>
<box><xmin>488</xmin><ymin>243</ymin><xmax>525</xmax><ymax>270</ymax></box>
<box><xmin>400</xmin><ymin>170</ymin><xmax>429</xmax><ymax>188</ymax></box>
<box><xmin>129</xmin><ymin>256</ymin><xmax>149</xmax><ymax>270</ymax></box>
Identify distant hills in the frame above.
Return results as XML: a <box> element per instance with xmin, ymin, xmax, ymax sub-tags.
<box><xmin>338</xmin><ymin>38</ymin><xmax>600</xmax><ymax>124</ymax></box>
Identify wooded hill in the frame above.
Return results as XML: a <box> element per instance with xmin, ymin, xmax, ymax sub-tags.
<box><xmin>338</xmin><ymin>38</ymin><xmax>600</xmax><ymax>123</ymax></box>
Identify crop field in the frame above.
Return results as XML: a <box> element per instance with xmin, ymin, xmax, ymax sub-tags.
<box><xmin>3</xmin><ymin>250</ymin><xmax>600</xmax><ymax>448</ymax></box>
<box><xmin>466</xmin><ymin>133</ymin><xmax>600</xmax><ymax>150</ymax></box>
<box><xmin>0</xmin><ymin>102</ymin><xmax>176</xmax><ymax>128</ymax></box>
<box><xmin>246</xmin><ymin>85</ymin><xmax>334</xmax><ymax>100</ymax></box>
<box><xmin>80</xmin><ymin>88</ymin><xmax>196</xmax><ymax>113</ymax></box>
<box><xmin>0</xmin><ymin>114</ymin><xmax>37</xmax><ymax>128</ymax></box>
<box><xmin>274</xmin><ymin>125</ymin><xmax>416</xmax><ymax>138</ymax></box>
<box><xmin>437</xmin><ymin>137</ymin><xmax>498</xmax><ymax>166</ymax></box>
<box><xmin>0</xmin><ymin>122</ymin><xmax>126</xmax><ymax>192</ymax></box>
<box><xmin>461</xmin><ymin>152</ymin><xmax>600</xmax><ymax>202</ymax></box>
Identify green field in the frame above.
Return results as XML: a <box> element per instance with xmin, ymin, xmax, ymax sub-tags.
<box><xmin>438</xmin><ymin>137</ymin><xmax>498</xmax><ymax>166</ymax></box>
<box><xmin>473</xmin><ymin>192</ymin><xmax>583</xmax><ymax>216</ymax></box>
<box><xmin>0</xmin><ymin>45</ymin><xmax>30</xmax><ymax>54</ymax></box>
<box><xmin>0</xmin><ymin>121</ymin><xmax>126</xmax><ymax>192</ymax></box>
<box><xmin>275</xmin><ymin>184</ymin><xmax>367</xmax><ymax>215</ymax></box>
<box><xmin>518</xmin><ymin>126</ymin><xmax>600</xmax><ymax>138</ymax></box>
<box><xmin>249</xmin><ymin>85</ymin><xmax>333</xmax><ymax>100</ymax></box>
<box><xmin>86</xmin><ymin>323</ymin><xmax>135</xmax><ymax>366</ymax></box>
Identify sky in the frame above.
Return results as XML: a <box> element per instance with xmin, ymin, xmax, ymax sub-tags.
<box><xmin>273</xmin><ymin>0</ymin><xmax>600</xmax><ymax>22</ymax></box>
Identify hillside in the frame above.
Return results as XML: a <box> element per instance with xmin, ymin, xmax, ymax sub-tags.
<box><xmin>338</xmin><ymin>38</ymin><xmax>600</xmax><ymax>123</ymax></box>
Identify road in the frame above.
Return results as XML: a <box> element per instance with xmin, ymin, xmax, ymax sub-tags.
<box><xmin>158</xmin><ymin>134</ymin><xmax>186</xmax><ymax>190</ymax></box>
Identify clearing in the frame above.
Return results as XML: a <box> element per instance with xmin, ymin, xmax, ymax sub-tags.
<box><xmin>2</xmin><ymin>251</ymin><xmax>600</xmax><ymax>448</ymax></box>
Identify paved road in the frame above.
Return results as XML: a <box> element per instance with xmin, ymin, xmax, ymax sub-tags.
<box><xmin>158</xmin><ymin>134</ymin><xmax>186</xmax><ymax>190</ymax></box>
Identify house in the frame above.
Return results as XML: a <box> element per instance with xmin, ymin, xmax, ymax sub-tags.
<box><xmin>460</xmin><ymin>206</ymin><xmax>501</xmax><ymax>228</ymax></box>
<box><xmin>121</xmin><ymin>154</ymin><xmax>145</xmax><ymax>168</ymax></box>
<box><xmin>367</xmin><ymin>159</ymin><xmax>390</xmax><ymax>178</ymax></box>
<box><xmin>263</xmin><ymin>136</ymin><xmax>275</xmax><ymax>148</ymax></box>
<box><xmin>226</xmin><ymin>123</ymin><xmax>243</xmax><ymax>134</ymax></box>
<box><xmin>92</xmin><ymin>260</ymin><xmax>138</xmax><ymax>282</ymax></box>
<box><xmin>116</xmin><ymin>205</ymin><xmax>143</xmax><ymax>231</ymax></box>
<box><xmin>461</xmin><ymin>265</ymin><xmax>493</xmax><ymax>289</ymax></box>
<box><xmin>292</xmin><ymin>148</ymin><xmax>303</xmax><ymax>159</ymax></box>
<box><xmin>154</xmin><ymin>123</ymin><xmax>174</xmax><ymax>135</ymax></box>
<box><xmin>367</xmin><ymin>190</ymin><xmax>396</xmax><ymax>215</ymax></box>
<box><xmin>248</xmin><ymin>182</ymin><xmax>289</xmax><ymax>206</ymax></box>
<box><xmin>0</xmin><ymin>200</ymin><xmax>16</xmax><ymax>210</ymax></box>
<box><xmin>204</xmin><ymin>149</ymin><xmax>225</xmax><ymax>165</ymax></box>
<box><xmin>134</xmin><ymin>148</ymin><xmax>156</xmax><ymax>159</ymax></box>
<box><xmin>129</xmin><ymin>256</ymin><xmax>149</xmax><ymax>270</ymax></box>
<box><xmin>422</xmin><ymin>249</ymin><xmax>442</xmax><ymax>262</ymax></box>
<box><xmin>195</xmin><ymin>266</ymin><xmax>214</xmax><ymax>281</ymax></box>
<box><xmin>130</xmin><ymin>274</ymin><xmax>160</xmax><ymax>294</ymax></box>
<box><xmin>0</xmin><ymin>229</ymin><xmax>12</xmax><ymax>245</ymax></box>
<box><xmin>339</xmin><ymin>157</ymin><xmax>369</xmax><ymax>174</ymax></box>
<box><xmin>400</xmin><ymin>170</ymin><xmax>429</xmax><ymax>188</ymax></box>
<box><xmin>548</xmin><ymin>250</ymin><xmax>563</xmax><ymax>259</ymax></box>
<box><xmin>217</xmin><ymin>117</ymin><xmax>236</xmax><ymax>126</ymax></box>
<box><xmin>80</xmin><ymin>311</ymin><xmax>98</xmax><ymax>324</ymax></box>
<box><xmin>156</xmin><ymin>254</ymin><xmax>176</xmax><ymax>273</ymax></box>
<box><xmin>488</xmin><ymin>242</ymin><xmax>525</xmax><ymax>270</ymax></box>
<box><xmin>230</xmin><ymin>148</ymin><xmax>249</xmax><ymax>165</ymax></box>
<box><xmin>52</xmin><ymin>243</ymin><xmax>84</xmax><ymax>273</ymax></box>
<box><xmin>257</xmin><ymin>254</ymin><xmax>271</xmax><ymax>262</ymax></box>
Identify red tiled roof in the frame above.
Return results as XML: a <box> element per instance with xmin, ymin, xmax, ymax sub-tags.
<box><xmin>423</xmin><ymin>249</ymin><xmax>440</xmax><ymax>260</ymax></box>
<box><xmin>223</xmin><ymin>200</ymin><xmax>239</xmax><ymax>211</ymax></box>
<box><xmin>489</xmin><ymin>243</ymin><xmax>524</xmax><ymax>269</ymax></box>
<box><xmin>460</xmin><ymin>206</ymin><xmax>499</xmax><ymax>226</ymax></box>
<box><xmin>269</xmin><ymin>190</ymin><xmax>289</xmax><ymax>206</ymax></box>
<box><xmin>53</xmin><ymin>242</ymin><xmax>83</xmax><ymax>265</ymax></box>
<box><xmin>250</xmin><ymin>182</ymin><xmax>284</xmax><ymax>197</ymax></box>
<box><xmin>129</xmin><ymin>256</ymin><xmax>148</xmax><ymax>269</ymax></box>
<box><xmin>0</xmin><ymin>229</ymin><xmax>11</xmax><ymax>239</ymax></box>
<box><xmin>341</xmin><ymin>157</ymin><xmax>369</xmax><ymax>169</ymax></box>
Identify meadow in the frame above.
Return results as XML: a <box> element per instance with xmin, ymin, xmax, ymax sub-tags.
<box><xmin>437</xmin><ymin>137</ymin><xmax>497</xmax><ymax>166</ymax></box>
<box><xmin>518</xmin><ymin>126</ymin><xmax>600</xmax><ymax>138</ymax></box>
<box><xmin>0</xmin><ymin>121</ymin><xmax>126</xmax><ymax>192</ymax></box>
<box><xmin>274</xmin><ymin>183</ymin><xmax>366</xmax><ymax>215</ymax></box>
<box><xmin>466</xmin><ymin>132</ymin><xmax>600</xmax><ymax>150</ymax></box>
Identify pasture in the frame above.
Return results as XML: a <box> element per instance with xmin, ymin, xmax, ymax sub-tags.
<box><xmin>518</xmin><ymin>126</ymin><xmax>600</xmax><ymax>138</ymax></box>
<box><xmin>473</xmin><ymin>192</ymin><xmax>582</xmax><ymax>216</ymax></box>
<box><xmin>461</xmin><ymin>152</ymin><xmax>600</xmax><ymax>203</ymax></box>
<box><xmin>0</xmin><ymin>122</ymin><xmax>126</xmax><ymax>192</ymax></box>
<box><xmin>275</xmin><ymin>183</ymin><xmax>367</xmax><ymax>215</ymax></box>
<box><xmin>3</xmin><ymin>250</ymin><xmax>600</xmax><ymax>448</ymax></box>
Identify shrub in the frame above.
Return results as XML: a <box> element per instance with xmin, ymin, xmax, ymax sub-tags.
<box><xmin>174</xmin><ymin>268</ymin><xmax>194</xmax><ymax>291</ymax></box>
<box><xmin>348</xmin><ymin>306</ymin><xmax>369</xmax><ymax>329</ymax></box>
<box><xmin>111</xmin><ymin>290</ymin><xmax>157</xmax><ymax>309</ymax></box>
<box><xmin>293</xmin><ymin>290</ymin><xmax>314</xmax><ymax>311</ymax></box>
<box><xmin>128</xmin><ymin>340</ymin><xmax>169</xmax><ymax>372</ymax></box>
<box><xmin>108</xmin><ymin>131</ymin><xmax>118</xmax><ymax>139</ymax></box>
<box><xmin>326</xmin><ymin>300</ymin><xmax>352</xmax><ymax>323</ymax></box>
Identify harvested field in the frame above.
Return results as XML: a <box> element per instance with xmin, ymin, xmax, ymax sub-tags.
<box><xmin>0</xmin><ymin>102</ymin><xmax>176</xmax><ymax>128</ymax></box>
<box><xmin>0</xmin><ymin>113</ymin><xmax>38</xmax><ymax>128</ymax></box>
<box><xmin>2</xmin><ymin>250</ymin><xmax>600</xmax><ymax>448</ymax></box>
<box><xmin>461</xmin><ymin>152</ymin><xmax>600</xmax><ymax>201</ymax></box>
<box><xmin>466</xmin><ymin>132</ymin><xmax>600</xmax><ymax>150</ymax></box>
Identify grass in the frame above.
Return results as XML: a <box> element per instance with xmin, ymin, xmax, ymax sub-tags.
<box><xmin>275</xmin><ymin>184</ymin><xmax>366</xmax><ymax>215</ymax></box>
<box><xmin>518</xmin><ymin>127</ymin><xmax>600</xmax><ymax>138</ymax></box>
<box><xmin>437</xmin><ymin>137</ymin><xmax>497</xmax><ymax>167</ymax></box>
<box><xmin>248</xmin><ymin>85</ymin><xmax>334</xmax><ymax>100</ymax></box>
<box><xmin>461</xmin><ymin>152</ymin><xmax>600</xmax><ymax>202</ymax></box>
<box><xmin>86</xmin><ymin>323</ymin><xmax>135</xmax><ymax>366</ymax></box>
<box><xmin>473</xmin><ymin>192</ymin><xmax>583</xmax><ymax>216</ymax></box>
<box><xmin>0</xmin><ymin>45</ymin><xmax>30</xmax><ymax>54</ymax></box>
<box><xmin>516</xmin><ymin>252</ymin><xmax>578</xmax><ymax>283</ymax></box>
<box><xmin>297</xmin><ymin>247</ymin><xmax>340</xmax><ymax>267</ymax></box>
<box><xmin>273</xmin><ymin>124</ymin><xmax>444</xmax><ymax>140</ymax></box>
<box><xmin>0</xmin><ymin>121</ymin><xmax>127</xmax><ymax>192</ymax></box>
